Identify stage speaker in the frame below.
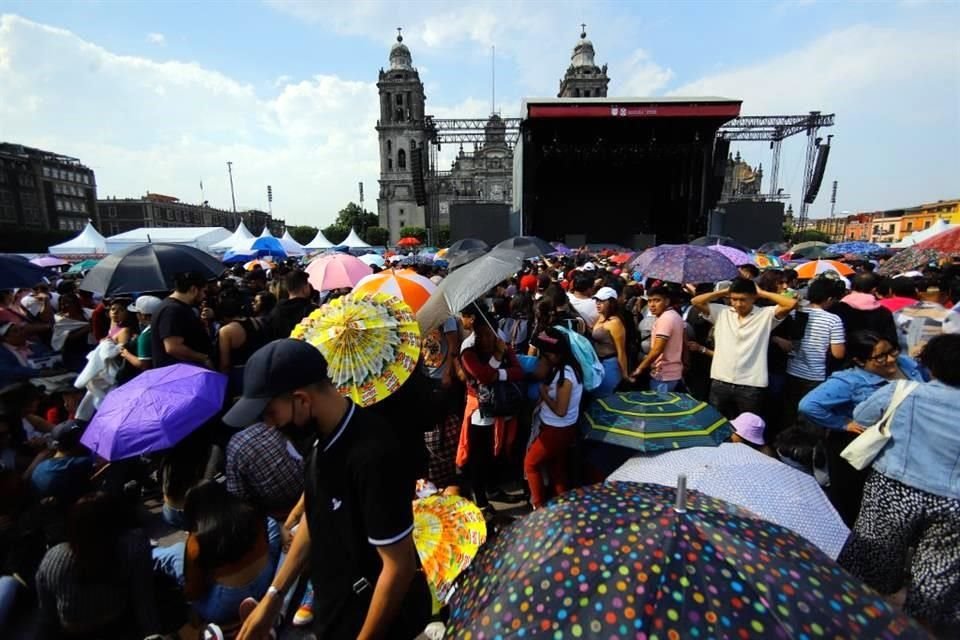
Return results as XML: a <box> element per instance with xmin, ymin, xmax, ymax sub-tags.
<box><xmin>804</xmin><ymin>141</ymin><xmax>831</xmax><ymax>204</ymax></box>
<box><xmin>707</xmin><ymin>138</ymin><xmax>730</xmax><ymax>205</ymax></box>
<box><xmin>411</xmin><ymin>148</ymin><xmax>427</xmax><ymax>206</ymax></box>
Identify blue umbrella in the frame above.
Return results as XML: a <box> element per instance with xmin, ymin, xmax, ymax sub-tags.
<box><xmin>249</xmin><ymin>236</ymin><xmax>287</xmax><ymax>258</ymax></box>
<box><xmin>222</xmin><ymin>250</ymin><xmax>256</xmax><ymax>264</ymax></box>
<box><xmin>80</xmin><ymin>364</ymin><xmax>227</xmax><ymax>461</ymax></box>
<box><xmin>629</xmin><ymin>244</ymin><xmax>739</xmax><ymax>284</ymax></box>
<box><xmin>825</xmin><ymin>241</ymin><xmax>883</xmax><ymax>256</ymax></box>
<box><xmin>0</xmin><ymin>255</ymin><xmax>50</xmax><ymax>289</ymax></box>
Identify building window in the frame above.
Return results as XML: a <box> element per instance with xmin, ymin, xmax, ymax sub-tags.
<box><xmin>410</xmin><ymin>140</ymin><xmax>416</xmax><ymax>152</ymax></box>
<box><xmin>43</xmin><ymin>167</ymin><xmax>51</xmax><ymax>178</ymax></box>
<box><xmin>398</xmin><ymin>149</ymin><xmax>406</xmax><ymax>170</ymax></box>
<box><xmin>387</xmin><ymin>158</ymin><xmax>393</xmax><ymax>170</ymax></box>
<box><xmin>395</xmin><ymin>94</ymin><xmax>403</xmax><ymax>106</ymax></box>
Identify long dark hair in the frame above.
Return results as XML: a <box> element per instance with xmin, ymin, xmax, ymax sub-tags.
<box><xmin>68</xmin><ymin>492</ymin><xmax>126</xmax><ymax>579</ymax></box>
<box><xmin>183</xmin><ymin>480</ymin><xmax>262</xmax><ymax>571</ymax></box>
<box><xmin>602</xmin><ymin>296</ymin><xmax>640</xmax><ymax>369</ymax></box>
<box><xmin>534</xmin><ymin>326</ymin><xmax>583</xmax><ymax>384</ymax></box>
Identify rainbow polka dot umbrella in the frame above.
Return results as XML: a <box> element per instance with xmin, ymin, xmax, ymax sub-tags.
<box><xmin>446</xmin><ymin>481</ymin><xmax>927</xmax><ymax>639</ymax></box>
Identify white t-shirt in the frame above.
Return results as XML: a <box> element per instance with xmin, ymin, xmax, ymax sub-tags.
<box><xmin>567</xmin><ymin>293</ymin><xmax>599</xmax><ymax>328</ymax></box>
<box><xmin>540</xmin><ymin>365</ymin><xmax>583</xmax><ymax>427</ymax></box>
<box><xmin>706</xmin><ymin>303</ymin><xmax>782</xmax><ymax>388</ymax></box>
<box><xmin>786</xmin><ymin>307</ymin><xmax>845</xmax><ymax>382</ymax></box>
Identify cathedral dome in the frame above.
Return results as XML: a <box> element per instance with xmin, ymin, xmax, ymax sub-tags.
<box><xmin>389</xmin><ymin>33</ymin><xmax>413</xmax><ymax>71</ymax></box>
<box><xmin>571</xmin><ymin>30</ymin><xmax>596</xmax><ymax>68</ymax></box>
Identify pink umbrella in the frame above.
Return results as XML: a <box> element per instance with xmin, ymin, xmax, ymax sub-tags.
<box><xmin>30</xmin><ymin>256</ymin><xmax>69</xmax><ymax>268</ymax></box>
<box><xmin>305</xmin><ymin>253</ymin><xmax>372</xmax><ymax>291</ymax></box>
<box><xmin>706</xmin><ymin>244</ymin><xmax>751</xmax><ymax>267</ymax></box>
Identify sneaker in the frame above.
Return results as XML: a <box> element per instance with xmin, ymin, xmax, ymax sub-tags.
<box><xmin>293</xmin><ymin>581</ymin><xmax>315</xmax><ymax>627</ymax></box>
<box><xmin>203</xmin><ymin>624</ymin><xmax>225</xmax><ymax>640</ymax></box>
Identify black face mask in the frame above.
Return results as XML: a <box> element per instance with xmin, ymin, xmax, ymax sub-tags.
<box><xmin>276</xmin><ymin>397</ymin><xmax>318</xmax><ymax>457</ymax></box>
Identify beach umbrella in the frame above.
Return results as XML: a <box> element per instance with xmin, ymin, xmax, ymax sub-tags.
<box><xmin>706</xmin><ymin>243</ymin><xmax>751</xmax><ymax>266</ymax></box>
<box><xmin>446</xmin><ymin>481</ymin><xmax>927</xmax><ymax>639</ymax></box>
<box><xmin>915</xmin><ymin>225</ymin><xmax>960</xmax><ymax>255</ymax></box>
<box><xmin>751</xmin><ymin>252</ymin><xmax>783</xmax><ymax>269</ymax></box>
<box><xmin>494</xmin><ymin>235</ymin><xmax>556</xmax><ymax>259</ymax></box>
<box><xmin>243</xmin><ymin>259</ymin><xmax>275</xmax><ymax>272</ymax></box>
<box><xmin>825</xmin><ymin>241</ymin><xmax>883</xmax><ymax>256</ymax></box>
<box><xmin>67</xmin><ymin>259</ymin><xmax>100</xmax><ymax>274</ymax></box>
<box><xmin>397</xmin><ymin>236</ymin><xmax>422</xmax><ymax>248</ymax></box>
<box><xmin>794</xmin><ymin>259</ymin><xmax>855</xmax><ymax>279</ymax></box>
<box><xmin>304</xmin><ymin>253</ymin><xmax>371</xmax><ymax>291</ymax></box>
<box><xmin>445</xmin><ymin>238</ymin><xmax>490</xmax><ymax>270</ymax></box>
<box><xmin>608</xmin><ymin>443</ymin><xmax>850</xmax><ymax>559</ymax></box>
<box><xmin>358</xmin><ymin>253</ymin><xmax>386</xmax><ymax>269</ymax></box>
<box><xmin>290</xmin><ymin>292</ymin><xmax>420</xmax><ymax>407</ymax></box>
<box><xmin>417</xmin><ymin>248</ymin><xmax>525</xmax><ymax>333</ymax></box>
<box><xmin>629</xmin><ymin>244</ymin><xmax>739</xmax><ymax>284</ymax></box>
<box><xmin>80</xmin><ymin>365</ymin><xmax>227</xmax><ymax>461</ymax></box>
<box><xmin>0</xmin><ymin>255</ymin><xmax>50</xmax><ymax>289</ymax></box>
<box><xmin>30</xmin><ymin>256</ymin><xmax>69</xmax><ymax>268</ymax></box>
<box><xmin>413</xmin><ymin>495</ymin><xmax>487</xmax><ymax>603</ymax></box>
<box><xmin>757</xmin><ymin>241</ymin><xmax>789</xmax><ymax>254</ymax></box>
<box><xmin>584</xmin><ymin>390</ymin><xmax>732</xmax><ymax>453</ymax></box>
<box><xmin>353</xmin><ymin>269</ymin><xmax>437</xmax><ymax>312</ymax></box>
<box><xmin>877</xmin><ymin>246</ymin><xmax>945</xmax><ymax>276</ymax></box>
<box><xmin>690</xmin><ymin>235</ymin><xmax>751</xmax><ymax>253</ymax></box>
<box><xmin>78</xmin><ymin>243</ymin><xmax>225</xmax><ymax>296</ymax></box>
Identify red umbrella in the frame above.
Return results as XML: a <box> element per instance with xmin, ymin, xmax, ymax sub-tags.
<box><xmin>916</xmin><ymin>226</ymin><xmax>960</xmax><ymax>255</ymax></box>
<box><xmin>397</xmin><ymin>236</ymin><xmax>422</xmax><ymax>248</ymax></box>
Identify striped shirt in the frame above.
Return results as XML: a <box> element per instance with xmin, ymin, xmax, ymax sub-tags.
<box><xmin>786</xmin><ymin>307</ymin><xmax>845</xmax><ymax>382</ymax></box>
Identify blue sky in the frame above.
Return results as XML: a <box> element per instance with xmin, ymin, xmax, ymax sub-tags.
<box><xmin>0</xmin><ymin>0</ymin><xmax>957</xmax><ymax>227</ymax></box>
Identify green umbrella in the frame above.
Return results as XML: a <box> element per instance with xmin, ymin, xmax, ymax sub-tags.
<box><xmin>584</xmin><ymin>390</ymin><xmax>732</xmax><ymax>452</ymax></box>
<box><xmin>67</xmin><ymin>259</ymin><xmax>100</xmax><ymax>273</ymax></box>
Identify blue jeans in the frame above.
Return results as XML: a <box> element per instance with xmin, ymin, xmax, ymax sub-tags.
<box><xmin>649</xmin><ymin>378</ymin><xmax>680</xmax><ymax>393</ymax></box>
<box><xmin>594</xmin><ymin>357</ymin><xmax>622</xmax><ymax>398</ymax></box>
<box><xmin>0</xmin><ymin>575</ymin><xmax>22</xmax><ymax>631</ymax></box>
<box><xmin>153</xmin><ymin>519</ymin><xmax>282</xmax><ymax>624</ymax></box>
<box><xmin>162</xmin><ymin>503</ymin><xmax>185</xmax><ymax>530</ymax></box>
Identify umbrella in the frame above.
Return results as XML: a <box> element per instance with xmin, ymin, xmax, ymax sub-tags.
<box><xmin>78</xmin><ymin>243</ymin><xmax>225</xmax><ymax>296</ymax></box>
<box><xmin>67</xmin><ymin>259</ymin><xmax>100</xmax><ymax>274</ymax></box>
<box><xmin>757</xmin><ymin>241</ymin><xmax>789</xmax><ymax>254</ymax></box>
<box><xmin>435</xmin><ymin>248</ymin><xmax>449</xmax><ymax>259</ymax></box>
<box><xmin>550</xmin><ymin>242</ymin><xmax>573</xmax><ymax>256</ymax></box>
<box><xmin>789</xmin><ymin>240</ymin><xmax>828</xmax><ymax>252</ymax></box>
<box><xmin>290</xmin><ymin>292</ymin><xmax>421</xmax><ymax>407</ymax></box>
<box><xmin>0</xmin><ymin>255</ymin><xmax>50</xmax><ymax>290</ymax></box>
<box><xmin>608</xmin><ymin>251</ymin><xmax>635</xmax><ymax>265</ymax></box>
<box><xmin>792</xmin><ymin>245</ymin><xmax>834</xmax><ymax>259</ymax></box>
<box><xmin>397</xmin><ymin>236</ymin><xmax>422</xmax><ymax>248</ymax></box>
<box><xmin>353</xmin><ymin>269</ymin><xmax>437</xmax><ymax>312</ymax></box>
<box><xmin>304</xmin><ymin>253</ymin><xmax>372</xmax><ymax>291</ymax></box>
<box><xmin>794</xmin><ymin>259</ymin><xmax>855</xmax><ymax>279</ymax></box>
<box><xmin>413</xmin><ymin>495</ymin><xmax>487</xmax><ymax>603</ymax></box>
<box><xmin>447</xmin><ymin>481</ymin><xmax>927</xmax><ymax>639</ymax></box>
<box><xmin>249</xmin><ymin>236</ymin><xmax>287</xmax><ymax>258</ymax></box>
<box><xmin>243</xmin><ymin>259</ymin><xmax>275</xmax><ymax>272</ymax></box>
<box><xmin>584</xmin><ymin>390</ymin><xmax>733</xmax><ymax>452</ymax></box>
<box><xmin>876</xmin><ymin>246</ymin><xmax>944</xmax><ymax>275</ymax></box>
<box><xmin>690</xmin><ymin>235</ymin><xmax>751</xmax><ymax>253</ymax></box>
<box><xmin>825</xmin><ymin>241</ymin><xmax>883</xmax><ymax>256</ymax></box>
<box><xmin>400</xmin><ymin>254</ymin><xmax>435</xmax><ymax>266</ymax></box>
<box><xmin>751</xmin><ymin>252</ymin><xmax>783</xmax><ymax>269</ymax></box>
<box><xmin>445</xmin><ymin>238</ymin><xmax>490</xmax><ymax>270</ymax></box>
<box><xmin>706</xmin><ymin>243</ymin><xmax>751</xmax><ymax>266</ymax></box>
<box><xmin>628</xmin><ymin>244</ymin><xmax>739</xmax><ymax>284</ymax></box>
<box><xmin>607</xmin><ymin>443</ymin><xmax>850</xmax><ymax>559</ymax></box>
<box><xmin>416</xmin><ymin>248</ymin><xmax>525</xmax><ymax>333</ymax></box>
<box><xmin>80</xmin><ymin>365</ymin><xmax>227</xmax><ymax>461</ymax></box>
<box><xmin>358</xmin><ymin>253</ymin><xmax>386</xmax><ymax>269</ymax></box>
<box><xmin>915</xmin><ymin>224</ymin><xmax>960</xmax><ymax>255</ymax></box>
<box><xmin>30</xmin><ymin>256</ymin><xmax>69</xmax><ymax>268</ymax></box>
<box><xmin>494</xmin><ymin>235</ymin><xmax>556</xmax><ymax>259</ymax></box>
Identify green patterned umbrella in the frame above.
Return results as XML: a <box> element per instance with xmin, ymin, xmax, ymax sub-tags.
<box><xmin>584</xmin><ymin>391</ymin><xmax>732</xmax><ymax>452</ymax></box>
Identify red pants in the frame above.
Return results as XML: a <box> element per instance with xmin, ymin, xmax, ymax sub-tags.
<box><xmin>524</xmin><ymin>423</ymin><xmax>578</xmax><ymax>508</ymax></box>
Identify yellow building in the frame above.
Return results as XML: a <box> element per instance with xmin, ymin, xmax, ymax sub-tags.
<box><xmin>909</xmin><ymin>199</ymin><xmax>960</xmax><ymax>225</ymax></box>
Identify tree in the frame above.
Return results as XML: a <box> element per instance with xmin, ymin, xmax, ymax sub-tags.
<box><xmin>335</xmin><ymin>202</ymin><xmax>378</xmax><ymax>234</ymax></box>
<box><xmin>364</xmin><ymin>226</ymin><xmax>389</xmax><ymax>246</ymax></box>
<box><xmin>322</xmin><ymin>224</ymin><xmax>349</xmax><ymax>245</ymax></box>
<box><xmin>436</xmin><ymin>225</ymin><xmax>451</xmax><ymax>246</ymax></box>
<box><xmin>399</xmin><ymin>226</ymin><xmax>428</xmax><ymax>243</ymax></box>
<box><xmin>288</xmin><ymin>225</ymin><xmax>318</xmax><ymax>246</ymax></box>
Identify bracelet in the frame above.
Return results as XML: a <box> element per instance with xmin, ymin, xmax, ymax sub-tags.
<box><xmin>266</xmin><ymin>585</ymin><xmax>283</xmax><ymax>599</ymax></box>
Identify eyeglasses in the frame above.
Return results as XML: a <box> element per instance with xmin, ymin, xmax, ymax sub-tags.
<box><xmin>868</xmin><ymin>348</ymin><xmax>899</xmax><ymax>363</ymax></box>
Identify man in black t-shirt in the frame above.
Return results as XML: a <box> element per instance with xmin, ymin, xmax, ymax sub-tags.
<box><xmin>228</xmin><ymin>340</ymin><xmax>429</xmax><ymax>640</ymax></box>
<box><xmin>151</xmin><ymin>271</ymin><xmax>212</xmax><ymax>369</ymax></box>
<box><xmin>267</xmin><ymin>270</ymin><xmax>317</xmax><ymax>340</ymax></box>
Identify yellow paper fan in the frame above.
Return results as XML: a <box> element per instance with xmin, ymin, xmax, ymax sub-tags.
<box><xmin>413</xmin><ymin>494</ymin><xmax>487</xmax><ymax>602</ymax></box>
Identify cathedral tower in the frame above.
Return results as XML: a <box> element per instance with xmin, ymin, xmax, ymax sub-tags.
<box><xmin>376</xmin><ymin>30</ymin><xmax>430</xmax><ymax>243</ymax></box>
<box><xmin>558</xmin><ymin>27</ymin><xmax>610</xmax><ymax>98</ymax></box>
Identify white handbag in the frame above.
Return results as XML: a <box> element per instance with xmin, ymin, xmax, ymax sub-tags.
<box><xmin>840</xmin><ymin>380</ymin><xmax>919</xmax><ymax>470</ymax></box>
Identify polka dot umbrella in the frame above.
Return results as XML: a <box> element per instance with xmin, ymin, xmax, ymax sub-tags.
<box><xmin>446</xmin><ymin>481</ymin><xmax>928</xmax><ymax>639</ymax></box>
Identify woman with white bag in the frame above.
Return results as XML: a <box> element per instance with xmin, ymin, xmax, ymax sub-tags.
<box><xmin>838</xmin><ymin>334</ymin><xmax>960</xmax><ymax>636</ymax></box>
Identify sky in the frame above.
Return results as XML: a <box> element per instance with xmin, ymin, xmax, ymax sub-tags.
<box><xmin>0</xmin><ymin>0</ymin><xmax>957</xmax><ymax>228</ymax></box>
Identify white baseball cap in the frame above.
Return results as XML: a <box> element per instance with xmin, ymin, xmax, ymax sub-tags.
<box><xmin>593</xmin><ymin>286</ymin><xmax>618</xmax><ymax>301</ymax></box>
<box><xmin>579</xmin><ymin>262</ymin><xmax>597</xmax><ymax>271</ymax></box>
<box><xmin>128</xmin><ymin>295</ymin><xmax>164</xmax><ymax>316</ymax></box>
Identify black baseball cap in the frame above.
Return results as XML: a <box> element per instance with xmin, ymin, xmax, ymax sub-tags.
<box><xmin>223</xmin><ymin>339</ymin><xmax>329</xmax><ymax>428</ymax></box>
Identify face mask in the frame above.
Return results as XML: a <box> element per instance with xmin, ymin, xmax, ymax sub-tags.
<box><xmin>276</xmin><ymin>396</ymin><xmax>318</xmax><ymax>457</ymax></box>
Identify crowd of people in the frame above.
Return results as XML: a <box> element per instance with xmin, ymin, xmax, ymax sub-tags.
<box><xmin>0</xmin><ymin>246</ymin><xmax>959</xmax><ymax>638</ymax></box>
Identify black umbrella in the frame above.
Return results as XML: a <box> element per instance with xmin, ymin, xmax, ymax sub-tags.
<box><xmin>758</xmin><ymin>241</ymin><xmax>789</xmax><ymax>254</ymax></box>
<box><xmin>494</xmin><ymin>235</ymin><xmax>555</xmax><ymax>259</ymax></box>
<box><xmin>446</xmin><ymin>238</ymin><xmax>490</xmax><ymax>271</ymax></box>
<box><xmin>689</xmin><ymin>235</ymin><xmax>752</xmax><ymax>253</ymax></box>
<box><xmin>0</xmin><ymin>255</ymin><xmax>50</xmax><ymax>290</ymax></box>
<box><xmin>79</xmin><ymin>243</ymin><xmax>225</xmax><ymax>296</ymax></box>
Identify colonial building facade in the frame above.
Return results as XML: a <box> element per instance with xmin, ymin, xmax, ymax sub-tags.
<box><xmin>97</xmin><ymin>193</ymin><xmax>282</xmax><ymax>236</ymax></box>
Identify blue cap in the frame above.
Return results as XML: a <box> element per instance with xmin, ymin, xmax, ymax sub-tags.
<box><xmin>223</xmin><ymin>339</ymin><xmax>329</xmax><ymax>428</ymax></box>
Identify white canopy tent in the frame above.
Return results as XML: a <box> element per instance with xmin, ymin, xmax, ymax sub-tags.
<box><xmin>278</xmin><ymin>230</ymin><xmax>306</xmax><ymax>256</ymax></box>
<box><xmin>257</xmin><ymin>226</ymin><xmax>274</xmax><ymax>238</ymax></box>
<box><xmin>104</xmin><ymin>227</ymin><xmax>232</xmax><ymax>253</ymax></box>
<box><xmin>209</xmin><ymin>221</ymin><xmax>254</xmax><ymax>252</ymax></box>
<box><xmin>304</xmin><ymin>229</ymin><xmax>334</xmax><ymax>250</ymax></box>
<box><xmin>892</xmin><ymin>219</ymin><xmax>956</xmax><ymax>248</ymax></box>
<box><xmin>48</xmin><ymin>221</ymin><xmax>108</xmax><ymax>256</ymax></box>
<box><xmin>340</xmin><ymin>228</ymin><xmax>372</xmax><ymax>248</ymax></box>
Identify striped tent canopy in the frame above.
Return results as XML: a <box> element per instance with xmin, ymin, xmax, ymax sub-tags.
<box><xmin>584</xmin><ymin>391</ymin><xmax>732</xmax><ymax>452</ymax></box>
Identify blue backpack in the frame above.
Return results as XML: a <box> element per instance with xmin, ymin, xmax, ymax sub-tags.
<box><xmin>554</xmin><ymin>325</ymin><xmax>604</xmax><ymax>392</ymax></box>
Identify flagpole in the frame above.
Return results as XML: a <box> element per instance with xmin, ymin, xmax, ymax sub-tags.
<box><xmin>200</xmin><ymin>179</ymin><xmax>205</xmax><ymax>205</ymax></box>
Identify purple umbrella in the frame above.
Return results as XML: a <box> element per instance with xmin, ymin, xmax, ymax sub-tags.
<box><xmin>551</xmin><ymin>242</ymin><xmax>573</xmax><ymax>256</ymax></box>
<box><xmin>81</xmin><ymin>364</ymin><xmax>227</xmax><ymax>461</ymax></box>
<box><xmin>629</xmin><ymin>244</ymin><xmax>740</xmax><ymax>284</ymax></box>
<box><xmin>706</xmin><ymin>243</ymin><xmax>750</xmax><ymax>267</ymax></box>
<box><xmin>30</xmin><ymin>255</ymin><xmax>69</xmax><ymax>268</ymax></box>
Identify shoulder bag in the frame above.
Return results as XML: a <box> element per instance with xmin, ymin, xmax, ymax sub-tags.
<box><xmin>840</xmin><ymin>380</ymin><xmax>919</xmax><ymax>470</ymax></box>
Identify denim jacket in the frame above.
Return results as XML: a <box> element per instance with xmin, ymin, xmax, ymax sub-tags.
<box><xmin>797</xmin><ymin>356</ymin><xmax>926</xmax><ymax>431</ymax></box>
<box><xmin>853</xmin><ymin>380</ymin><xmax>960</xmax><ymax>500</ymax></box>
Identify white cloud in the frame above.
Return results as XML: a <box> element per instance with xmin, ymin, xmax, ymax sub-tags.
<box><xmin>146</xmin><ymin>32</ymin><xmax>166</xmax><ymax>45</ymax></box>
<box><xmin>616</xmin><ymin>49</ymin><xmax>674</xmax><ymax>96</ymax></box>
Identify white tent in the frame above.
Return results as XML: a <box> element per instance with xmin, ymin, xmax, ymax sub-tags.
<box><xmin>48</xmin><ymin>221</ymin><xmax>108</xmax><ymax>256</ymax></box>
<box><xmin>209</xmin><ymin>221</ymin><xmax>254</xmax><ymax>252</ymax></box>
<box><xmin>257</xmin><ymin>226</ymin><xmax>274</xmax><ymax>238</ymax></box>
<box><xmin>340</xmin><ymin>228</ymin><xmax>372</xmax><ymax>248</ymax></box>
<box><xmin>892</xmin><ymin>219</ymin><xmax>956</xmax><ymax>248</ymax></box>
<box><xmin>278</xmin><ymin>230</ymin><xmax>306</xmax><ymax>256</ymax></box>
<box><xmin>104</xmin><ymin>227</ymin><xmax>232</xmax><ymax>253</ymax></box>
<box><xmin>304</xmin><ymin>229</ymin><xmax>334</xmax><ymax>250</ymax></box>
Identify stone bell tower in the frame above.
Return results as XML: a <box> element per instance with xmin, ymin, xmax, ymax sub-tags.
<box><xmin>558</xmin><ymin>26</ymin><xmax>610</xmax><ymax>98</ymax></box>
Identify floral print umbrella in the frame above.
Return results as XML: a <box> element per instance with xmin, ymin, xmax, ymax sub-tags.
<box><xmin>707</xmin><ymin>243</ymin><xmax>751</xmax><ymax>267</ymax></box>
<box><xmin>446</xmin><ymin>482</ymin><xmax>928</xmax><ymax>639</ymax></box>
<box><xmin>629</xmin><ymin>244</ymin><xmax>739</xmax><ymax>284</ymax></box>
<box><xmin>877</xmin><ymin>247</ymin><xmax>945</xmax><ymax>275</ymax></box>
